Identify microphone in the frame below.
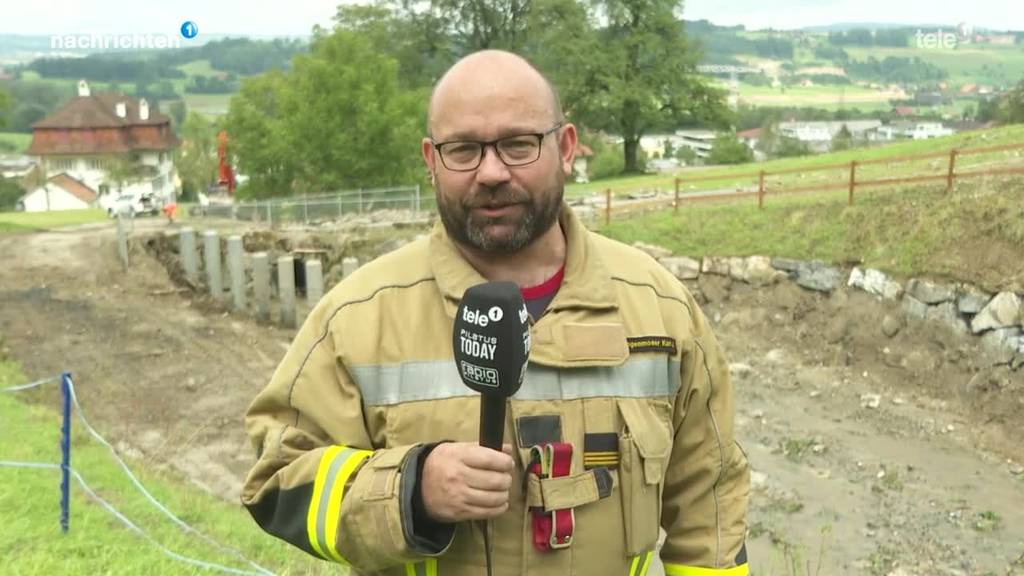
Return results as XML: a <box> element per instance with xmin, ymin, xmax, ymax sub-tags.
<box><xmin>453</xmin><ymin>281</ymin><xmax>531</xmax><ymax>451</ymax></box>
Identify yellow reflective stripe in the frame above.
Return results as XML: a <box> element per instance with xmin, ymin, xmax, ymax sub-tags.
<box><xmin>306</xmin><ymin>445</ymin><xmax>344</xmax><ymax>559</ymax></box>
<box><xmin>322</xmin><ymin>450</ymin><xmax>371</xmax><ymax>563</ymax></box>
<box><xmin>629</xmin><ymin>552</ymin><xmax>655</xmax><ymax>576</ymax></box>
<box><xmin>639</xmin><ymin>552</ymin><xmax>654</xmax><ymax>576</ymax></box>
<box><xmin>404</xmin><ymin>559</ymin><xmax>437</xmax><ymax>576</ymax></box>
<box><xmin>663</xmin><ymin>563</ymin><xmax>749</xmax><ymax>576</ymax></box>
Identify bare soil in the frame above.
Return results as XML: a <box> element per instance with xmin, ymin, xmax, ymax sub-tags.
<box><xmin>1</xmin><ymin>220</ymin><xmax>1022</xmax><ymax>575</ymax></box>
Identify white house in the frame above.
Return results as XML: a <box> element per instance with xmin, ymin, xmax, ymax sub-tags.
<box><xmin>675</xmin><ymin>130</ymin><xmax>717</xmax><ymax>159</ymax></box>
<box><xmin>19</xmin><ymin>173</ymin><xmax>98</xmax><ymax>212</ymax></box>
<box><xmin>906</xmin><ymin>122</ymin><xmax>955</xmax><ymax>140</ymax></box>
<box><xmin>25</xmin><ymin>80</ymin><xmax>179</xmax><ymax>213</ymax></box>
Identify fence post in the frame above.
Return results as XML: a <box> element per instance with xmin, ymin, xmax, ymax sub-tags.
<box><xmin>227</xmin><ymin>236</ymin><xmax>246</xmax><ymax>312</ymax></box>
<box><xmin>758</xmin><ymin>170</ymin><xmax>766</xmax><ymax>210</ymax></box>
<box><xmin>253</xmin><ymin>252</ymin><xmax>271</xmax><ymax>323</ymax></box>
<box><xmin>266</xmin><ymin>201</ymin><xmax>272</xmax><ymax>226</ymax></box>
<box><xmin>60</xmin><ymin>372</ymin><xmax>72</xmax><ymax>534</ymax></box>
<box><xmin>946</xmin><ymin>149</ymin><xmax>958</xmax><ymax>194</ymax></box>
<box><xmin>415</xmin><ymin>184</ymin><xmax>421</xmax><ymax>213</ymax></box>
<box><xmin>116</xmin><ymin>216</ymin><xmax>129</xmax><ymax>270</ymax></box>
<box><xmin>604</xmin><ymin>188</ymin><xmax>611</xmax><ymax>226</ymax></box>
<box><xmin>305</xmin><ymin>259</ymin><xmax>324</xmax><ymax>308</ymax></box>
<box><xmin>277</xmin><ymin>255</ymin><xmax>297</xmax><ymax>329</ymax></box>
<box><xmin>203</xmin><ymin>230</ymin><xmax>223</xmax><ymax>300</ymax></box>
<box><xmin>848</xmin><ymin>161</ymin><xmax>857</xmax><ymax>206</ymax></box>
<box><xmin>674</xmin><ymin>178</ymin><xmax>680</xmax><ymax>214</ymax></box>
<box><xmin>303</xmin><ymin>197</ymin><xmax>309</xmax><ymax>224</ymax></box>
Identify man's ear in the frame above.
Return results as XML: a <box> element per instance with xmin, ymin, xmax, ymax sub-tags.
<box><xmin>421</xmin><ymin>137</ymin><xmax>437</xmax><ymax>178</ymax></box>
<box><xmin>558</xmin><ymin>123</ymin><xmax>578</xmax><ymax>177</ymax></box>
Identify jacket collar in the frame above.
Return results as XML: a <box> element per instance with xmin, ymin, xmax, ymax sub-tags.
<box><xmin>429</xmin><ymin>204</ymin><xmax>618</xmax><ymax>317</ymax></box>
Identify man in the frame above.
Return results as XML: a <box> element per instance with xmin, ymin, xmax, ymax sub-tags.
<box><xmin>242</xmin><ymin>50</ymin><xmax>749</xmax><ymax>576</ymax></box>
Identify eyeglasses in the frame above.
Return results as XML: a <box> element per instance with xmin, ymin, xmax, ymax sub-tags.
<box><xmin>431</xmin><ymin>123</ymin><xmax>563</xmax><ymax>172</ymax></box>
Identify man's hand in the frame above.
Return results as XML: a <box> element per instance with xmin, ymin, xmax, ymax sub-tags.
<box><xmin>420</xmin><ymin>442</ymin><xmax>515</xmax><ymax>523</ymax></box>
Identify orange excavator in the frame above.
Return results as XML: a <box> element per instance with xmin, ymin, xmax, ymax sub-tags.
<box><xmin>217</xmin><ymin>130</ymin><xmax>236</xmax><ymax>195</ymax></box>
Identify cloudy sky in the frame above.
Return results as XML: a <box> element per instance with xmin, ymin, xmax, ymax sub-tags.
<box><xmin>1</xmin><ymin>0</ymin><xmax>1021</xmax><ymax>37</ymax></box>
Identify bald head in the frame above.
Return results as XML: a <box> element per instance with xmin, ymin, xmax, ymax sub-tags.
<box><xmin>427</xmin><ymin>50</ymin><xmax>563</xmax><ymax>138</ymax></box>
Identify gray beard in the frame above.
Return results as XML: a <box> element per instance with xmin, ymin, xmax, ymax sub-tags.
<box><xmin>436</xmin><ymin>184</ymin><xmax>563</xmax><ymax>254</ymax></box>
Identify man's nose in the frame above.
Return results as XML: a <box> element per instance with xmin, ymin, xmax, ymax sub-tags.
<box><xmin>475</xmin><ymin>144</ymin><xmax>512</xmax><ymax>186</ymax></box>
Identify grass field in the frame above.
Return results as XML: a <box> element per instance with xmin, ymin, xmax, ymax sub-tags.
<box><xmin>0</xmin><ymin>360</ymin><xmax>335</xmax><ymax>576</ymax></box>
<box><xmin>176</xmin><ymin>59</ymin><xmax>222</xmax><ymax>78</ymax></box>
<box><xmin>0</xmin><ymin>209</ymin><xmax>109</xmax><ymax>233</ymax></box>
<box><xmin>0</xmin><ymin>131</ymin><xmax>31</xmax><ymax>152</ymax></box>
<box><xmin>569</xmin><ymin>124</ymin><xmax>1024</xmax><ymax>198</ymax></box>
<box><xmin>183</xmin><ymin>93</ymin><xmax>233</xmax><ymax>117</ymax></box>
<box><xmin>599</xmin><ymin>173</ymin><xmax>1024</xmax><ymax>287</ymax></box>
<box><xmin>843</xmin><ymin>45</ymin><xmax>1024</xmax><ymax>86</ymax></box>
<box><xmin>737</xmin><ymin>83</ymin><xmax>897</xmax><ymax>107</ymax></box>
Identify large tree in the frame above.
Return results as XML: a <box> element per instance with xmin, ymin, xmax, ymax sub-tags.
<box><xmin>526</xmin><ymin>0</ymin><xmax>731</xmax><ymax>173</ymax></box>
<box><xmin>225</xmin><ymin>30</ymin><xmax>425</xmax><ymax>198</ymax></box>
<box><xmin>174</xmin><ymin>111</ymin><xmax>220</xmax><ymax>201</ymax></box>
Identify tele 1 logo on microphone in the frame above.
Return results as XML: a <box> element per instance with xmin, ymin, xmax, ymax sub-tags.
<box><xmin>462</xmin><ymin>305</ymin><xmax>504</xmax><ymax>328</ymax></box>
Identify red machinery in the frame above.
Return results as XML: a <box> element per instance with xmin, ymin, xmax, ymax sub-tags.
<box><xmin>217</xmin><ymin>130</ymin><xmax>236</xmax><ymax>195</ymax></box>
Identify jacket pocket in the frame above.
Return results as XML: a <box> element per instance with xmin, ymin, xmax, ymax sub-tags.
<box><xmin>617</xmin><ymin>398</ymin><xmax>672</xmax><ymax>556</ymax></box>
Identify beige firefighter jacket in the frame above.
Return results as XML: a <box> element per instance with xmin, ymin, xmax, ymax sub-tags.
<box><xmin>242</xmin><ymin>206</ymin><xmax>750</xmax><ymax>576</ymax></box>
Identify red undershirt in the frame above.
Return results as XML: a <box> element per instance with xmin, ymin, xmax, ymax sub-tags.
<box><xmin>520</xmin><ymin>264</ymin><xmax>565</xmax><ymax>319</ymax></box>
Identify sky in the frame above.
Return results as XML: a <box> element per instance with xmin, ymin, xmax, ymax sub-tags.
<box><xmin>0</xmin><ymin>0</ymin><xmax>1021</xmax><ymax>37</ymax></box>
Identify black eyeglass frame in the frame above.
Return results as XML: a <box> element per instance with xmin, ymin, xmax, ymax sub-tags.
<box><xmin>430</xmin><ymin>123</ymin><xmax>564</xmax><ymax>172</ymax></box>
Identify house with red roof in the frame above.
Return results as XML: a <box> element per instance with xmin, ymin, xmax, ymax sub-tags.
<box><xmin>22</xmin><ymin>80</ymin><xmax>179</xmax><ymax>213</ymax></box>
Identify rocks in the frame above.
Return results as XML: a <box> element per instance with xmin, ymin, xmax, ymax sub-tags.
<box><xmin>882</xmin><ymin>314</ymin><xmax>902</xmax><ymax>337</ymax></box>
<box><xmin>632</xmin><ymin>241</ymin><xmax>673</xmax><ymax>260</ymax></box>
<box><xmin>721</xmin><ymin>308</ymin><xmax>769</xmax><ymax>330</ymax></box>
<box><xmin>701</xmin><ymin>256</ymin><xmax>730</xmax><ymax>276</ymax></box>
<box><xmin>848</xmin><ymin>267</ymin><xmax>903</xmax><ymax>300</ymax></box>
<box><xmin>794</xmin><ymin>261</ymin><xmax>844</xmax><ymax>293</ymax></box>
<box><xmin>925</xmin><ymin>302</ymin><xmax>969</xmax><ymax>336</ymax></box>
<box><xmin>860</xmin><ymin>393</ymin><xmax>882</xmax><ymax>409</ymax></box>
<box><xmin>770</xmin><ymin>257</ymin><xmax>802</xmax><ymax>273</ymax></box>
<box><xmin>970</xmin><ymin>291</ymin><xmax>1022</xmax><ymax>333</ymax></box>
<box><xmin>906</xmin><ymin>278</ymin><xmax>956</xmax><ymax>304</ymax></box>
<box><xmin>697</xmin><ymin>275</ymin><xmax>730</xmax><ymax>304</ymax></box>
<box><xmin>901</xmin><ymin>294</ymin><xmax>929</xmax><ymax>320</ymax></box>
<box><xmin>728</xmin><ymin>362</ymin><xmax>753</xmax><ymax>379</ymax></box>
<box><xmin>729</xmin><ymin>256</ymin><xmax>786</xmax><ymax>286</ymax></box>
<box><xmin>659</xmin><ymin>256</ymin><xmax>701</xmax><ymax>280</ymax></box>
<box><xmin>980</xmin><ymin>327</ymin><xmax>1022</xmax><ymax>363</ymax></box>
<box><xmin>957</xmin><ymin>286</ymin><xmax>991</xmax><ymax>314</ymax></box>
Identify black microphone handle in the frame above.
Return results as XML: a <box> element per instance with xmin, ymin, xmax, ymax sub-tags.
<box><xmin>479</xmin><ymin>394</ymin><xmax>506</xmax><ymax>451</ymax></box>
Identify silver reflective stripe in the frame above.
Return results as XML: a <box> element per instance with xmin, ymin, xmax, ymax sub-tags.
<box><xmin>315</xmin><ymin>447</ymin><xmax>354</xmax><ymax>554</ymax></box>
<box><xmin>352</xmin><ymin>359</ymin><xmax>681</xmax><ymax>406</ymax></box>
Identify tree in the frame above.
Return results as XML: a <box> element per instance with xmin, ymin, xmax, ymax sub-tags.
<box><xmin>708</xmin><ymin>132</ymin><xmax>752</xmax><ymax>165</ymax></box>
<box><xmin>168</xmin><ymin>100</ymin><xmax>187</xmax><ymax>127</ymax></box>
<box><xmin>1001</xmin><ymin>80</ymin><xmax>1024</xmax><ymax>124</ymax></box>
<box><xmin>103</xmin><ymin>155</ymin><xmax>150</xmax><ymax>196</ymax></box>
<box><xmin>225</xmin><ymin>30</ymin><xmax>426</xmax><ymax>198</ymax></box>
<box><xmin>831</xmin><ymin>124</ymin><xmax>853</xmax><ymax>152</ymax></box>
<box><xmin>174</xmin><ymin>112</ymin><xmax>219</xmax><ymax>201</ymax></box>
<box><xmin>529</xmin><ymin>0</ymin><xmax>731</xmax><ymax>173</ymax></box>
<box><xmin>0</xmin><ymin>89</ymin><xmax>11</xmax><ymax>130</ymax></box>
<box><xmin>0</xmin><ymin>177</ymin><xmax>25</xmax><ymax>211</ymax></box>
<box><xmin>330</xmin><ymin>2</ymin><xmax>456</xmax><ymax>89</ymax></box>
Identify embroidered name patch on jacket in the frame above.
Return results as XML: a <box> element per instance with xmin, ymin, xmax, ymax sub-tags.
<box><xmin>626</xmin><ymin>336</ymin><xmax>677</xmax><ymax>356</ymax></box>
